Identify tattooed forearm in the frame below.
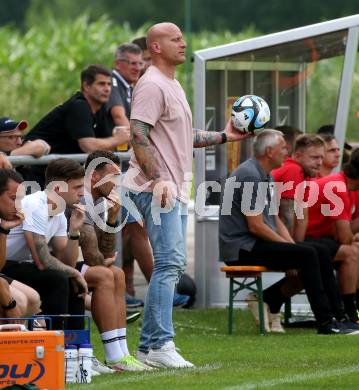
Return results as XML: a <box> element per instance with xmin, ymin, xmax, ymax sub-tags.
<box><xmin>278</xmin><ymin>199</ymin><xmax>295</xmax><ymax>236</ymax></box>
<box><xmin>32</xmin><ymin>233</ymin><xmax>74</xmax><ymax>276</ymax></box>
<box><xmin>95</xmin><ymin>225</ymin><xmax>116</xmax><ymax>259</ymax></box>
<box><xmin>79</xmin><ymin>224</ymin><xmax>105</xmax><ymax>266</ymax></box>
<box><xmin>130</xmin><ymin>119</ymin><xmax>161</xmax><ymax>181</ymax></box>
<box><xmin>193</xmin><ymin>129</ymin><xmax>223</xmax><ymax>148</ymax></box>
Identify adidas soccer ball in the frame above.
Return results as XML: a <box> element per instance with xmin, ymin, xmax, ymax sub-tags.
<box><xmin>231</xmin><ymin>95</ymin><xmax>271</xmax><ymax>134</ymax></box>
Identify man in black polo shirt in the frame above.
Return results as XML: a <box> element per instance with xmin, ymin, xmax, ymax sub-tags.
<box><xmin>25</xmin><ymin>64</ymin><xmax>128</xmax><ymax>187</ymax></box>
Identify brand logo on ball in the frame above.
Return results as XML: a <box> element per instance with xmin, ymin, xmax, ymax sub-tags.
<box><xmin>231</xmin><ymin>94</ymin><xmax>271</xmax><ymax>135</ymax></box>
<box><xmin>0</xmin><ymin>360</ymin><xmax>45</xmax><ymax>383</ymax></box>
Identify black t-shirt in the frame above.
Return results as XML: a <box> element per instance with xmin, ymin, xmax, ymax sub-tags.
<box><xmin>26</xmin><ymin>92</ymin><xmax>112</xmax><ymax>154</ymax></box>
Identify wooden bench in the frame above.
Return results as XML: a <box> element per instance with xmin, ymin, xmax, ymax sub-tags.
<box><xmin>220</xmin><ymin>265</ymin><xmax>273</xmax><ymax>335</ymax></box>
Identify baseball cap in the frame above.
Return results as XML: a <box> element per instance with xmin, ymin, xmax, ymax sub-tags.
<box><xmin>0</xmin><ymin>117</ymin><xmax>28</xmax><ymax>133</ymax></box>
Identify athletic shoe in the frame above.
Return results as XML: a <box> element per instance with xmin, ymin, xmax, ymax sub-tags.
<box><xmin>339</xmin><ymin>320</ymin><xmax>359</xmax><ymax>331</ymax></box>
<box><xmin>91</xmin><ymin>357</ymin><xmax>115</xmax><ymax>374</ymax></box>
<box><xmin>126</xmin><ymin>294</ymin><xmax>144</xmax><ymax>308</ymax></box>
<box><xmin>126</xmin><ymin>311</ymin><xmax>141</xmax><ymax>324</ymax></box>
<box><xmin>107</xmin><ymin>355</ymin><xmax>149</xmax><ymax>371</ymax></box>
<box><xmin>318</xmin><ymin>319</ymin><xmax>359</xmax><ymax>335</ymax></box>
<box><xmin>245</xmin><ymin>292</ymin><xmax>270</xmax><ymax>333</ymax></box>
<box><xmin>173</xmin><ymin>292</ymin><xmax>190</xmax><ymax>307</ymax></box>
<box><xmin>136</xmin><ymin>350</ymin><xmax>149</xmax><ymax>365</ymax></box>
<box><xmin>146</xmin><ymin>341</ymin><xmax>194</xmax><ymax>368</ymax></box>
<box><xmin>269</xmin><ymin>312</ymin><xmax>285</xmax><ymax>333</ymax></box>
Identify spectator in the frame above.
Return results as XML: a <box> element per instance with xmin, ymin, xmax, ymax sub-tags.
<box><xmin>132</xmin><ymin>36</ymin><xmax>152</xmax><ymax>76</ymax></box>
<box><xmin>219</xmin><ymin>129</ymin><xmax>359</xmax><ymax>335</ymax></box>
<box><xmin>72</xmin><ymin>150</ymin><xmax>149</xmax><ymax>372</ymax></box>
<box><xmin>24</xmin><ymin>65</ymin><xmax>126</xmax><ymax>187</ymax></box>
<box><xmin>3</xmin><ymin>159</ymin><xmax>87</xmax><ymax>330</ymax></box>
<box><xmin>107</xmin><ymin>43</ymin><xmax>143</xmax><ymax>128</ymax></box>
<box><xmin>126</xmin><ymin>22</ymin><xmax>249</xmax><ymax>368</ymax></box>
<box><xmin>0</xmin><ymin>117</ymin><xmax>50</xmax><ymax>158</ymax></box>
<box><xmin>0</xmin><ymin>169</ymin><xmax>41</xmax><ymax>321</ymax></box>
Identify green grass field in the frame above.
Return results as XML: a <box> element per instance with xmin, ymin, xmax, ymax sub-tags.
<box><xmin>69</xmin><ymin>309</ymin><xmax>359</xmax><ymax>389</ymax></box>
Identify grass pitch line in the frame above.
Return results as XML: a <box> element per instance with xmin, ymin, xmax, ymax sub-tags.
<box><xmin>225</xmin><ymin>365</ymin><xmax>359</xmax><ymax>389</ymax></box>
<box><xmin>70</xmin><ymin>363</ymin><xmax>222</xmax><ymax>389</ymax></box>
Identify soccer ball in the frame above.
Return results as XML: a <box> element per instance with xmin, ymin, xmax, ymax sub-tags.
<box><xmin>231</xmin><ymin>95</ymin><xmax>270</xmax><ymax>134</ymax></box>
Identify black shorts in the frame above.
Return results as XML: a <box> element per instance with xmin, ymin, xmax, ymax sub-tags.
<box><xmin>0</xmin><ymin>273</ymin><xmax>13</xmax><ymax>285</ymax></box>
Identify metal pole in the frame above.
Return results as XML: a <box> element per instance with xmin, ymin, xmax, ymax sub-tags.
<box><xmin>334</xmin><ymin>26</ymin><xmax>359</xmax><ymax>166</ymax></box>
<box><xmin>8</xmin><ymin>152</ymin><xmax>130</xmax><ymax>166</ymax></box>
<box><xmin>185</xmin><ymin>0</ymin><xmax>192</xmax><ymax>106</ymax></box>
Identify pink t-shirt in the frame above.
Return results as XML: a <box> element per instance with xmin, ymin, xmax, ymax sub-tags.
<box><xmin>125</xmin><ymin>65</ymin><xmax>193</xmax><ymax>203</ymax></box>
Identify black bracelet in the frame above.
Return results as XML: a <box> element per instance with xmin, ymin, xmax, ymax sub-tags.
<box><xmin>68</xmin><ymin>233</ymin><xmax>80</xmax><ymax>240</ymax></box>
<box><xmin>221</xmin><ymin>132</ymin><xmax>227</xmax><ymax>144</ymax></box>
<box><xmin>2</xmin><ymin>298</ymin><xmax>16</xmax><ymax>310</ymax></box>
<box><xmin>107</xmin><ymin>221</ymin><xmax>119</xmax><ymax>228</ymax></box>
<box><xmin>0</xmin><ymin>226</ymin><xmax>10</xmax><ymax>235</ymax></box>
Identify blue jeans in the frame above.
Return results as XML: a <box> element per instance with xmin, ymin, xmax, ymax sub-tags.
<box><xmin>130</xmin><ymin>191</ymin><xmax>188</xmax><ymax>351</ymax></box>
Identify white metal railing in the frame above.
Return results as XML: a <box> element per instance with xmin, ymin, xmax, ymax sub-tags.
<box><xmin>8</xmin><ymin>152</ymin><xmax>131</xmax><ymax>166</ymax></box>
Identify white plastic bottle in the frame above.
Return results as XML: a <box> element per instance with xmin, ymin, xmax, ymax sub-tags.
<box><xmin>64</xmin><ymin>345</ymin><xmax>79</xmax><ymax>384</ymax></box>
<box><xmin>78</xmin><ymin>343</ymin><xmax>93</xmax><ymax>383</ymax></box>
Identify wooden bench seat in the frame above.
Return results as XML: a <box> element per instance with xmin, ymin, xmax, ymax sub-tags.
<box><xmin>220</xmin><ymin>265</ymin><xmax>275</xmax><ymax>335</ymax></box>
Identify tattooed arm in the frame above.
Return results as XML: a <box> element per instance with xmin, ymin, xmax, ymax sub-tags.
<box><xmin>79</xmin><ymin>224</ymin><xmax>106</xmax><ymax>266</ymax></box>
<box><xmin>193</xmin><ymin>129</ymin><xmax>224</xmax><ymax>148</ymax></box>
<box><xmin>278</xmin><ymin>199</ymin><xmax>295</xmax><ymax>236</ymax></box>
<box><xmin>193</xmin><ymin>119</ymin><xmax>252</xmax><ymax>148</ymax></box>
<box><xmin>131</xmin><ymin>119</ymin><xmax>160</xmax><ymax>181</ymax></box>
<box><xmin>28</xmin><ymin>232</ymin><xmax>77</xmax><ymax>275</ymax></box>
<box><xmin>26</xmin><ymin>231</ymin><xmax>88</xmax><ymax>293</ymax></box>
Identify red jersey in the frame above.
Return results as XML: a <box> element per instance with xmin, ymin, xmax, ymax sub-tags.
<box><xmin>306</xmin><ymin>172</ymin><xmax>352</xmax><ymax>238</ymax></box>
<box><xmin>271</xmin><ymin>157</ymin><xmax>304</xmax><ymax>199</ymax></box>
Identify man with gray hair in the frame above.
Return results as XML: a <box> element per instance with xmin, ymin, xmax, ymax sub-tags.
<box><xmin>107</xmin><ymin>43</ymin><xmax>144</xmax><ymax>127</ymax></box>
<box><xmin>219</xmin><ymin>129</ymin><xmax>359</xmax><ymax>335</ymax></box>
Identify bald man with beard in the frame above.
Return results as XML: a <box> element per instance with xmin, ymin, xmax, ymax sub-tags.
<box><xmin>124</xmin><ymin>22</ymin><xmax>250</xmax><ymax>368</ymax></box>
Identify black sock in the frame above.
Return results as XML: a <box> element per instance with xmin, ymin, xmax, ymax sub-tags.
<box><xmin>263</xmin><ymin>284</ymin><xmax>286</xmax><ymax>314</ymax></box>
<box><xmin>341</xmin><ymin>294</ymin><xmax>358</xmax><ymax>321</ymax></box>
<box><xmin>355</xmin><ymin>290</ymin><xmax>359</xmax><ymax>311</ymax></box>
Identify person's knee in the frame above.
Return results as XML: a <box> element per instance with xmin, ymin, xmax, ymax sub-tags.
<box><xmin>111</xmin><ymin>266</ymin><xmax>125</xmax><ymax>284</ymax></box>
<box><xmin>85</xmin><ymin>266</ymin><xmax>115</xmax><ymax>290</ymax></box>
<box><xmin>341</xmin><ymin>245</ymin><xmax>359</xmax><ymax>266</ymax></box>
<box><xmin>26</xmin><ymin>289</ymin><xmax>41</xmax><ymax>315</ymax></box>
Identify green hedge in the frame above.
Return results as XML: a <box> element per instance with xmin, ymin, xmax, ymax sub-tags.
<box><xmin>1</xmin><ymin>14</ymin><xmax>359</xmax><ymax>140</ymax></box>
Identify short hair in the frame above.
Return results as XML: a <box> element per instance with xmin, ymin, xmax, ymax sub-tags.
<box><xmin>115</xmin><ymin>43</ymin><xmax>142</xmax><ymax>60</ymax></box>
<box><xmin>45</xmin><ymin>158</ymin><xmax>85</xmax><ymax>185</ymax></box>
<box><xmin>275</xmin><ymin>125</ymin><xmax>302</xmax><ymax>147</ymax></box>
<box><xmin>80</xmin><ymin>64</ymin><xmax>111</xmax><ymax>86</ymax></box>
<box><xmin>343</xmin><ymin>148</ymin><xmax>359</xmax><ymax>179</ymax></box>
<box><xmin>132</xmin><ymin>37</ymin><xmax>147</xmax><ymax>51</ymax></box>
<box><xmin>253</xmin><ymin>129</ymin><xmax>284</xmax><ymax>157</ymax></box>
<box><xmin>0</xmin><ymin>169</ymin><xmax>23</xmax><ymax>195</ymax></box>
<box><xmin>294</xmin><ymin>134</ymin><xmax>325</xmax><ymax>152</ymax></box>
<box><xmin>320</xmin><ymin>133</ymin><xmax>336</xmax><ymax>144</ymax></box>
<box><xmin>317</xmin><ymin>124</ymin><xmax>334</xmax><ymax>135</ymax></box>
<box><xmin>84</xmin><ymin>151</ymin><xmax>120</xmax><ymax>171</ymax></box>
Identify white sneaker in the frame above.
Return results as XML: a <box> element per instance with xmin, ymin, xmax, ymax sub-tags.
<box><xmin>136</xmin><ymin>350</ymin><xmax>149</xmax><ymax>365</ymax></box>
<box><xmin>91</xmin><ymin>357</ymin><xmax>115</xmax><ymax>375</ymax></box>
<box><xmin>245</xmin><ymin>292</ymin><xmax>270</xmax><ymax>333</ymax></box>
<box><xmin>146</xmin><ymin>341</ymin><xmax>194</xmax><ymax>368</ymax></box>
<box><xmin>269</xmin><ymin>312</ymin><xmax>285</xmax><ymax>333</ymax></box>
